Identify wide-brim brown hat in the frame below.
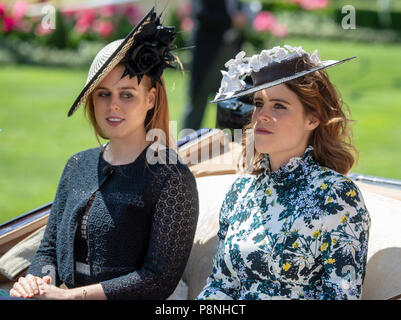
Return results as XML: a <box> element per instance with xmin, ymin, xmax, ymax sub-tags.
<box><xmin>68</xmin><ymin>6</ymin><xmax>175</xmax><ymax>117</ymax></box>
<box><xmin>211</xmin><ymin>45</ymin><xmax>356</xmax><ymax>103</ymax></box>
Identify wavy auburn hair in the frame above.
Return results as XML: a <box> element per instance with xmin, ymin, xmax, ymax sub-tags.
<box><xmin>84</xmin><ymin>70</ymin><xmax>172</xmax><ymax>151</ymax></box>
<box><xmin>241</xmin><ymin>55</ymin><xmax>358</xmax><ymax>176</ymax></box>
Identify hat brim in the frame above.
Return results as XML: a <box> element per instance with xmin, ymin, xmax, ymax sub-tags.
<box><xmin>67</xmin><ymin>7</ymin><xmax>156</xmax><ymax>117</ymax></box>
<box><xmin>210</xmin><ymin>56</ymin><xmax>357</xmax><ymax>104</ymax></box>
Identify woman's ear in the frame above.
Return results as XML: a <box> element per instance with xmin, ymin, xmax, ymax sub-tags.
<box><xmin>147</xmin><ymin>87</ymin><xmax>157</xmax><ymax>111</ymax></box>
<box><xmin>306</xmin><ymin>115</ymin><xmax>320</xmax><ymax>131</ymax></box>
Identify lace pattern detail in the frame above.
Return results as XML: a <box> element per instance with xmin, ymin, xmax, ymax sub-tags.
<box><xmin>100</xmin><ymin>163</ymin><xmax>199</xmax><ymax>299</ymax></box>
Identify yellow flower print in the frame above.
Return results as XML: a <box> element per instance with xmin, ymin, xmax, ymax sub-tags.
<box><xmin>266</xmin><ymin>188</ymin><xmax>272</xmax><ymax>196</ymax></box>
<box><xmin>283</xmin><ymin>262</ymin><xmax>291</xmax><ymax>271</ymax></box>
<box><xmin>313</xmin><ymin>230</ymin><xmax>321</xmax><ymax>239</ymax></box>
<box><xmin>341</xmin><ymin>212</ymin><xmax>350</xmax><ymax>224</ymax></box>
<box><xmin>320</xmin><ymin>183</ymin><xmax>328</xmax><ymax>190</ymax></box>
<box><xmin>332</xmin><ymin>238</ymin><xmax>338</xmax><ymax>245</ymax></box>
<box><xmin>346</xmin><ymin>189</ymin><xmax>356</xmax><ymax>197</ymax></box>
<box><xmin>320</xmin><ymin>242</ymin><xmax>329</xmax><ymax>252</ymax></box>
<box><xmin>327</xmin><ymin>197</ymin><xmax>333</xmax><ymax>203</ymax></box>
<box><xmin>325</xmin><ymin>258</ymin><xmax>336</xmax><ymax>264</ymax></box>
<box><xmin>292</xmin><ymin>241</ymin><xmax>300</xmax><ymax>249</ymax></box>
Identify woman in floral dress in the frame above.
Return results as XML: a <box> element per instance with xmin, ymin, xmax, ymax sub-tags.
<box><xmin>197</xmin><ymin>46</ymin><xmax>370</xmax><ymax>300</ymax></box>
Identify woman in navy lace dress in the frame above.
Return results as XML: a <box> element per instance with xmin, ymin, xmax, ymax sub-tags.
<box><xmin>10</xmin><ymin>9</ymin><xmax>199</xmax><ymax>300</ymax></box>
<box><xmin>197</xmin><ymin>46</ymin><xmax>370</xmax><ymax>300</ymax></box>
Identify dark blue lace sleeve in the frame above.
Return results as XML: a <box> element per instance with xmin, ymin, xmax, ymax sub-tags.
<box><xmin>100</xmin><ymin>164</ymin><xmax>199</xmax><ymax>300</ymax></box>
<box><xmin>27</xmin><ymin>156</ymin><xmax>76</xmax><ymax>286</ymax></box>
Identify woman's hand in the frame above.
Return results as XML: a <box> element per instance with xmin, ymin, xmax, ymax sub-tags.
<box><xmin>34</xmin><ymin>277</ymin><xmax>72</xmax><ymax>300</ymax></box>
<box><xmin>9</xmin><ymin>274</ymin><xmax>51</xmax><ymax>299</ymax></box>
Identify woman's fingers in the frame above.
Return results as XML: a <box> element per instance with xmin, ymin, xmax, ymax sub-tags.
<box><xmin>9</xmin><ymin>288</ymin><xmax>22</xmax><ymax>298</ymax></box>
<box><xmin>26</xmin><ymin>274</ymin><xmax>40</xmax><ymax>295</ymax></box>
<box><xmin>42</xmin><ymin>276</ymin><xmax>52</xmax><ymax>285</ymax></box>
<box><xmin>18</xmin><ymin>276</ymin><xmax>34</xmax><ymax>297</ymax></box>
<box><xmin>10</xmin><ymin>275</ymin><xmax>52</xmax><ymax>298</ymax></box>
<box><xmin>12</xmin><ymin>282</ymin><xmax>29</xmax><ymax>298</ymax></box>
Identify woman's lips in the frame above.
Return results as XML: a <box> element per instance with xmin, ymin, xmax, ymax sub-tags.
<box><xmin>255</xmin><ymin>128</ymin><xmax>272</xmax><ymax>135</ymax></box>
<box><xmin>106</xmin><ymin>117</ymin><xmax>124</xmax><ymax>127</ymax></box>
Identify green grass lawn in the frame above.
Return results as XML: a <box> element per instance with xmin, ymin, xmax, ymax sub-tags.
<box><xmin>1</xmin><ymin>36</ymin><xmax>401</xmax><ymax>223</ymax></box>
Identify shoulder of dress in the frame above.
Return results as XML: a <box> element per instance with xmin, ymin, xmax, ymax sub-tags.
<box><xmin>233</xmin><ymin>173</ymin><xmax>254</xmax><ymax>184</ymax></box>
<box><xmin>228</xmin><ymin>174</ymin><xmax>254</xmax><ymax>194</ymax></box>
<box><xmin>315</xmin><ymin>167</ymin><xmax>368</xmax><ymax>213</ymax></box>
<box><xmin>68</xmin><ymin>146</ymin><xmax>100</xmax><ymax>163</ymax></box>
<box><xmin>63</xmin><ymin>147</ymin><xmax>101</xmax><ymax>174</ymax></box>
<box><xmin>308</xmin><ymin>165</ymin><xmax>355</xmax><ymax>186</ymax></box>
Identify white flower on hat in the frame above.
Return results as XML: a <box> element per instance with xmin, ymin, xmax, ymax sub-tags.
<box><xmin>214</xmin><ymin>45</ymin><xmax>323</xmax><ymax>101</ymax></box>
<box><xmin>249</xmin><ymin>54</ymin><xmax>263</xmax><ymax>72</ymax></box>
<box><xmin>284</xmin><ymin>45</ymin><xmax>306</xmax><ymax>57</ymax></box>
<box><xmin>225</xmin><ymin>51</ymin><xmax>247</xmax><ymax>76</ymax></box>
<box><xmin>215</xmin><ymin>70</ymin><xmax>246</xmax><ymax>100</ymax></box>
<box><xmin>284</xmin><ymin>44</ymin><xmax>297</xmax><ymax>52</ymax></box>
<box><xmin>273</xmin><ymin>47</ymin><xmax>288</xmax><ymax>62</ymax></box>
<box><xmin>259</xmin><ymin>50</ymin><xmax>273</xmax><ymax>67</ymax></box>
<box><xmin>310</xmin><ymin>49</ymin><xmax>322</xmax><ymax>65</ymax></box>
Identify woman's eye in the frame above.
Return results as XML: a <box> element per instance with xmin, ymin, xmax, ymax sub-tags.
<box><xmin>254</xmin><ymin>101</ymin><xmax>264</xmax><ymax>108</ymax></box>
<box><xmin>274</xmin><ymin>103</ymin><xmax>286</xmax><ymax>110</ymax></box>
<box><xmin>121</xmin><ymin>92</ymin><xmax>133</xmax><ymax>99</ymax></box>
<box><xmin>97</xmin><ymin>92</ymin><xmax>110</xmax><ymax>97</ymax></box>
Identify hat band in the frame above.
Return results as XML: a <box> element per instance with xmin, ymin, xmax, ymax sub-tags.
<box><xmin>251</xmin><ymin>55</ymin><xmax>307</xmax><ymax>86</ymax></box>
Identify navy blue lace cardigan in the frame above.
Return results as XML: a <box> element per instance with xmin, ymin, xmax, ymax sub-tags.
<box><xmin>27</xmin><ymin>145</ymin><xmax>199</xmax><ymax>300</ymax></box>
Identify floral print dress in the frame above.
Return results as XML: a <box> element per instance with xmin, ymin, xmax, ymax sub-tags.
<box><xmin>197</xmin><ymin>146</ymin><xmax>370</xmax><ymax>300</ymax></box>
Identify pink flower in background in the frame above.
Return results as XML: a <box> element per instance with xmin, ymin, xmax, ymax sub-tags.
<box><xmin>99</xmin><ymin>5</ymin><xmax>116</xmax><ymax>18</ymax></box>
<box><xmin>75</xmin><ymin>9</ymin><xmax>96</xmax><ymax>34</ymax></box>
<box><xmin>11</xmin><ymin>0</ymin><xmax>28</xmax><ymax>22</ymax></box>
<box><xmin>2</xmin><ymin>16</ymin><xmax>15</xmax><ymax>32</ymax></box>
<box><xmin>0</xmin><ymin>0</ymin><xmax>28</xmax><ymax>32</ymax></box>
<box><xmin>34</xmin><ymin>22</ymin><xmax>54</xmax><ymax>36</ymax></box>
<box><xmin>93</xmin><ymin>20</ymin><xmax>114</xmax><ymax>38</ymax></box>
<box><xmin>253</xmin><ymin>11</ymin><xmax>277</xmax><ymax>32</ymax></box>
<box><xmin>271</xmin><ymin>23</ymin><xmax>289</xmax><ymax>38</ymax></box>
<box><xmin>0</xmin><ymin>3</ymin><xmax>6</xmax><ymax>18</ymax></box>
<box><xmin>289</xmin><ymin>0</ymin><xmax>330</xmax><ymax>10</ymax></box>
<box><xmin>180</xmin><ymin>16</ymin><xmax>193</xmax><ymax>33</ymax></box>
<box><xmin>252</xmin><ymin>10</ymin><xmax>288</xmax><ymax>38</ymax></box>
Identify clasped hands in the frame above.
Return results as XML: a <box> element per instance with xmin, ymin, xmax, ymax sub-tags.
<box><xmin>10</xmin><ymin>274</ymin><xmax>70</xmax><ymax>300</ymax></box>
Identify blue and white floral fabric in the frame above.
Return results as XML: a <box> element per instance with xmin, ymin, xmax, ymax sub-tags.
<box><xmin>197</xmin><ymin>146</ymin><xmax>370</xmax><ymax>300</ymax></box>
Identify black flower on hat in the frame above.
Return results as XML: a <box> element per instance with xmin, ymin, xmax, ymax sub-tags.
<box><xmin>121</xmin><ymin>12</ymin><xmax>176</xmax><ymax>86</ymax></box>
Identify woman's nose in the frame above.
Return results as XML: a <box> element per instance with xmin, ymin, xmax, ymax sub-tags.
<box><xmin>111</xmin><ymin>99</ymin><xmax>120</xmax><ymax>111</ymax></box>
<box><xmin>256</xmin><ymin>105</ymin><xmax>272</xmax><ymax>122</ymax></box>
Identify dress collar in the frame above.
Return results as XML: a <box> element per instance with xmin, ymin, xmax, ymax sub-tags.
<box><xmin>260</xmin><ymin>145</ymin><xmax>316</xmax><ymax>186</ymax></box>
<box><xmin>98</xmin><ymin>143</ymin><xmax>150</xmax><ymax>177</ymax></box>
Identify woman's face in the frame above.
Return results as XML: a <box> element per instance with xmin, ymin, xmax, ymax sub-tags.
<box><xmin>252</xmin><ymin>83</ymin><xmax>319</xmax><ymax>157</ymax></box>
<box><xmin>92</xmin><ymin>64</ymin><xmax>156</xmax><ymax>140</ymax></box>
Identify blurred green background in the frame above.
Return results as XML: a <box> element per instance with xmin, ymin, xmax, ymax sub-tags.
<box><xmin>1</xmin><ymin>0</ymin><xmax>401</xmax><ymax>223</ymax></box>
